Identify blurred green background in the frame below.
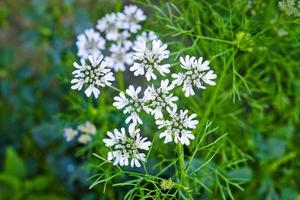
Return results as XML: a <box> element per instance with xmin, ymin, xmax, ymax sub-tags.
<box><xmin>0</xmin><ymin>0</ymin><xmax>115</xmax><ymax>199</ymax></box>
<box><xmin>0</xmin><ymin>0</ymin><xmax>299</xmax><ymax>199</ymax></box>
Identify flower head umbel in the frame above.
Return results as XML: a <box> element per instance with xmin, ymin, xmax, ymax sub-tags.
<box><xmin>279</xmin><ymin>0</ymin><xmax>300</xmax><ymax>17</ymax></box>
<box><xmin>105</xmin><ymin>44</ymin><xmax>133</xmax><ymax>72</ymax></box>
<box><xmin>76</xmin><ymin>28</ymin><xmax>105</xmax><ymax>59</ymax></box>
<box><xmin>77</xmin><ymin>121</ymin><xmax>97</xmax><ymax>144</ymax></box>
<box><xmin>113</xmin><ymin>85</ymin><xmax>148</xmax><ymax>125</ymax></box>
<box><xmin>156</xmin><ymin>107</ymin><xmax>198</xmax><ymax>145</ymax></box>
<box><xmin>78</xmin><ymin>134</ymin><xmax>92</xmax><ymax>144</ymax></box>
<box><xmin>135</xmin><ymin>31</ymin><xmax>158</xmax><ymax>44</ymax></box>
<box><xmin>64</xmin><ymin>128</ymin><xmax>78</xmax><ymax>142</ymax></box>
<box><xmin>133</xmin><ymin>31</ymin><xmax>158</xmax><ymax>52</ymax></box>
<box><xmin>96</xmin><ymin>13</ymin><xmax>122</xmax><ymax>41</ymax></box>
<box><xmin>77</xmin><ymin>121</ymin><xmax>96</xmax><ymax>135</ymax></box>
<box><xmin>119</xmin><ymin>5</ymin><xmax>146</xmax><ymax>33</ymax></box>
<box><xmin>71</xmin><ymin>55</ymin><xmax>115</xmax><ymax>98</ymax></box>
<box><xmin>63</xmin><ymin>121</ymin><xmax>97</xmax><ymax>145</ymax></box>
<box><xmin>131</xmin><ymin>40</ymin><xmax>171</xmax><ymax>81</ymax></box>
<box><xmin>116</xmin><ymin>30</ymin><xmax>133</xmax><ymax>49</ymax></box>
<box><xmin>103</xmin><ymin>127</ymin><xmax>151</xmax><ymax>167</ymax></box>
<box><xmin>172</xmin><ymin>55</ymin><xmax>217</xmax><ymax>97</ymax></box>
<box><xmin>143</xmin><ymin>79</ymin><xmax>178</xmax><ymax>119</ymax></box>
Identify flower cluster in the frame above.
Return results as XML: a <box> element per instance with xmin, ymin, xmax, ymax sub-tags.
<box><xmin>76</xmin><ymin>5</ymin><xmax>151</xmax><ymax>72</ymax></box>
<box><xmin>64</xmin><ymin>121</ymin><xmax>97</xmax><ymax>144</ymax></box>
<box><xmin>172</xmin><ymin>55</ymin><xmax>217</xmax><ymax>97</ymax></box>
<box><xmin>279</xmin><ymin>0</ymin><xmax>300</xmax><ymax>17</ymax></box>
<box><xmin>156</xmin><ymin>107</ymin><xmax>198</xmax><ymax>145</ymax></box>
<box><xmin>103</xmin><ymin>127</ymin><xmax>151</xmax><ymax>167</ymax></box>
<box><xmin>113</xmin><ymin>85</ymin><xmax>147</xmax><ymax>126</ymax></box>
<box><xmin>71</xmin><ymin>55</ymin><xmax>114</xmax><ymax>98</ymax></box>
<box><xmin>109</xmin><ymin>52</ymin><xmax>216</xmax><ymax>167</ymax></box>
<box><xmin>76</xmin><ymin>28</ymin><xmax>105</xmax><ymax>59</ymax></box>
<box><xmin>72</xmin><ymin>5</ymin><xmax>161</xmax><ymax>99</ymax></box>
<box><xmin>113</xmin><ymin>79</ymin><xmax>179</xmax><ymax>124</ymax></box>
<box><xmin>131</xmin><ymin>40</ymin><xmax>171</xmax><ymax>81</ymax></box>
<box><xmin>112</xmin><ymin>78</ymin><xmax>199</xmax><ymax>146</ymax></box>
<box><xmin>143</xmin><ymin>80</ymin><xmax>178</xmax><ymax>119</ymax></box>
<box><xmin>70</xmin><ymin>5</ymin><xmax>217</xmax><ymax>168</ymax></box>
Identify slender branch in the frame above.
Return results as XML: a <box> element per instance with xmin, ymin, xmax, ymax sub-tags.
<box><xmin>107</xmin><ymin>84</ymin><xmax>123</xmax><ymax>93</ymax></box>
<box><xmin>196</xmin><ymin>35</ymin><xmax>235</xmax><ymax>45</ymax></box>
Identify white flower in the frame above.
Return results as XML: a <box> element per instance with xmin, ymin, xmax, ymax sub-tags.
<box><xmin>76</xmin><ymin>28</ymin><xmax>105</xmax><ymax>59</ymax></box>
<box><xmin>64</xmin><ymin>128</ymin><xmax>78</xmax><ymax>142</ymax></box>
<box><xmin>113</xmin><ymin>85</ymin><xmax>148</xmax><ymax>125</ymax></box>
<box><xmin>279</xmin><ymin>0</ymin><xmax>300</xmax><ymax>17</ymax></box>
<box><xmin>143</xmin><ymin>79</ymin><xmax>178</xmax><ymax>119</ymax></box>
<box><xmin>103</xmin><ymin>129</ymin><xmax>121</xmax><ymax>147</ymax></box>
<box><xmin>119</xmin><ymin>5</ymin><xmax>146</xmax><ymax>33</ymax></box>
<box><xmin>103</xmin><ymin>127</ymin><xmax>151</xmax><ymax>167</ymax></box>
<box><xmin>135</xmin><ymin>31</ymin><xmax>158</xmax><ymax>45</ymax></box>
<box><xmin>77</xmin><ymin>121</ymin><xmax>96</xmax><ymax>135</ymax></box>
<box><xmin>71</xmin><ymin>55</ymin><xmax>115</xmax><ymax>98</ymax></box>
<box><xmin>130</xmin><ymin>40</ymin><xmax>171</xmax><ymax>81</ymax></box>
<box><xmin>116</xmin><ymin>30</ymin><xmax>133</xmax><ymax>49</ymax></box>
<box><xmin>76</xmin><ymin>121</ymin><xmax>97</xmax><ymax>144</ymax></box>
<box><xmin>78</xmin><ymin>134</ymin><xmax>92</xmax><ymax>144</ymax></box>
<box><xmin>277</xmin><ymin>28</ymin><xmax>289</xmax><ymax>37</ymax></box>
<box><xmin>156</xmin><ymin>107</ymin><xmax>198</xmax><ymax>145</ymax></box>
<box><xmin>133</xmin><ymin>31</ymin><xmax>158</xmax><ymax>53</ymax></box>
<box><xmin>172</xmin><ymin>55</ymin><xmax>217</xmax><ymax>97</ymax></box>
<box><xmin>96</xmin><ymin>13</ymin><xmax>122</xmax><ymax>41</ymax></box>
<box><xmin>105</xmin><ymin>44</ymin><xmax>133</xmax><ymax>72</ymax></box>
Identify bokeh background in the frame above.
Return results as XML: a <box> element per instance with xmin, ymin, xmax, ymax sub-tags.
<box><xmin>0</xmin><ymin>0</ymin><xmax>299</xmax><ymax>199</ymax></box>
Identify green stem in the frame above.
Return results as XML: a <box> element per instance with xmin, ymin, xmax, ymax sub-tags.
<box><xmin>177</xmin><ymin>143</ymin><xmax>193</xmax><ymax>199</ymax></box>
<box><xmin>107</xmin><ymin>84</ymin><xmax>122</xmax><ymax>93</ymax></box>
<box><xmin>117</xmin><ymin>71</ymin><xmax>125</xmax><ymax>91</ymax></box>
<box><xmin>196</xmin><ymin>35</ymin><xmax>235</xmax><ymax>45</ymax></box>
<box><xmin>178</xmin><ymin>143</ymin><xmax>185</xmax><ymax>179</ymax></box>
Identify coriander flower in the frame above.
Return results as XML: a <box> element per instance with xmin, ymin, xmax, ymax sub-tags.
<box><xmin>143</xmin><ymin>79</ymin><xmax>178</xmax><ymax>119</ymax></box>
<box><xmin>119</xmin><ymin>5</ymin><xmax>146</xmax><ymax>33</ymax></box>
<box><xmin>96</xmin><ymin>13</ymin><xmax>122</xmax><ymax>41</ymax></box>
<box><xmin>78</xmin><ymin>134</ymin><xmax>92</xmax><ymax>144</ymax></box>
<box><xmin>103</xmin><ymin>127</ymin><xmax>151</xmax><ymax>167</ymax></box>
<box><xmin>130</xmin><ymin>40</ymin><xmax>171</xmax><ymax>81</ymax></box>
<box><xmin>64</xmin><ymin>128</ymin><xmax>78</xmax><ymax>142</ymax></box>
<box><xmin>76</xmin><ymin>28</ymin><xmax>105</xmax><ymax>59</ymax></box>
<box><xmin>77</xmin><ymin>121</ymin><xmax>96</xmax><ymax>135</ymax></box>
<box><xmin>279</xmin><ymin>0</ymin><xmax>300</xmax><ymax>17</ymax></box>
<box><xmin>172</xmin><ymin>55</ymin><xmax>217</xmax><ymax>97</ymax></box>
<box><xmin>105</xmin><ymin>44</ymin><xmax>133</xmax><ymax>72</ymax></box>
<box><xmin>133</xmin><ymin>31</ymin><xmax>158</xmax><ymax>51</ymax></box>
<box><xmin>156</xmin><ymin>107</ymin><xmax>198</xmax><ymax>145</ymax></box>
<box><xmin>135</xmin><ymin>31</ymin><xmax>158</xmax><ymax>43</ymax></box>
<box><xmin>117</xmin><ymin>30</ymin><xmax>133</xmax><ymax>49</ymax></box>
<box><xmin>113</xmin><ymin>85</ymin><xmax>148</xmax><ymax>125</ymax></box>
<box><xmin>71</xmin><ymin>55</ymin><xmax>115</xmax><ymax>98</ymax></box>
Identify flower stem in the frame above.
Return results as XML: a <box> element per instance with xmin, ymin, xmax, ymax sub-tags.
<box><xmin>117</xmin><ymin>71</ymin><xmax>125</xmax><ymax>91</ymax></box>
<box><xmin>196</xmin><ymin>35</ymin><xmax>235</xmax><ymax>45</ymax></box>
<box><xmin>107</xmin><ymin>84</ymin><xmax>122</xmax><ymax>93</ymax></box>
<box><xmin>177</xmin><ymin>143</ymin><xmax>193</xmax><ymax>199</ymax></box>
